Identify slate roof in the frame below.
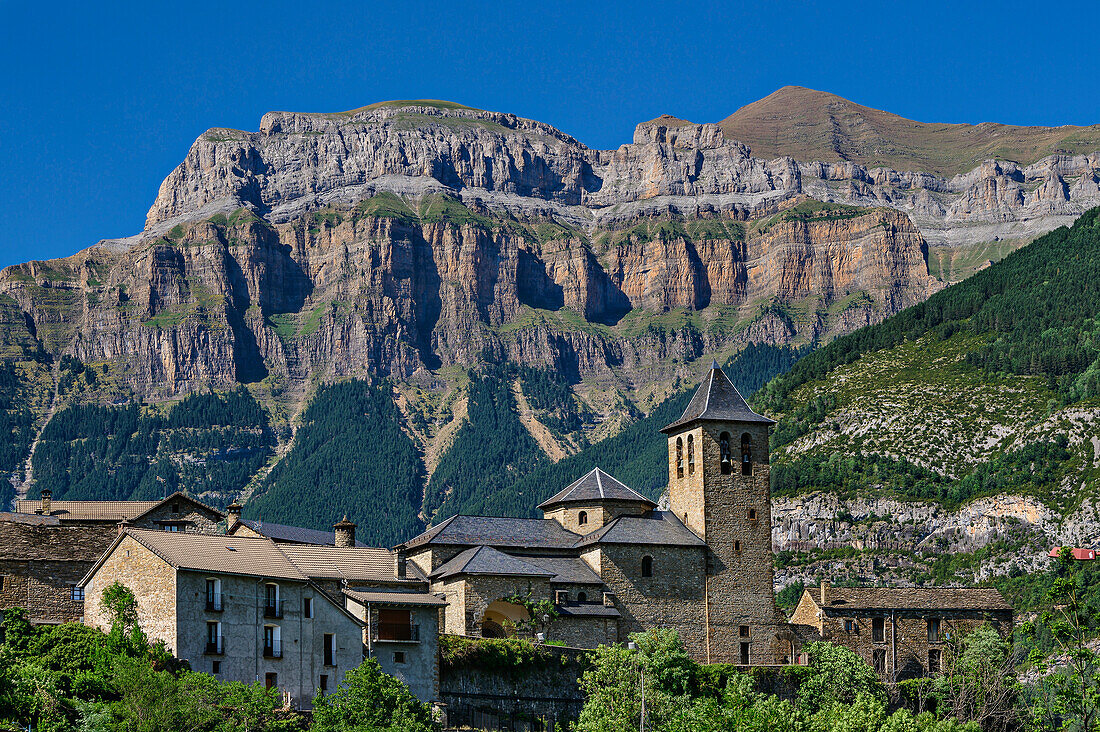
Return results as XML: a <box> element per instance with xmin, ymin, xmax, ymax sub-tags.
<box><xmin>102</xmin><ymin>529</ymin><xmax>309</xmax><ymax>581</ymax></box>
<box><xmin>277</xmin><ymin>544</ymin><xmax>427</xmax><ymax>583</ymax></box>
<box><xmin>343</xmin><ymin>589</ymin><xmax>448</xmax><ymax>607</ymax></box>
<box><xmin>0</xmin><ymin>512</ymin><xmax>61</xmax><ymax>526</ymax></box>
<box><xmin>518</xmin><ymin>556</ymin><xmax>603</xmax><ymax>584</ymax></box>
<box><xmin>234</xmin><ymin>519</ymin><xmax>368</xmax><ymax>547</ymax></box>
<box><xmin>661</xmin><ymin>361</ymin><xmax>774</xmax><ymax>433</ymax></box>
<box><xmin>14</xmin><ymin>491</ymin><xmax>224</xmax><ymax>523</ymax></box>
<box><xmin>818</xmin><ymin>586</ymin><xmax>1013</xmax><ymax>612</ymax></box>
<box><xmin>557</xmin><ymin>602</ymin><xmax>621</xmax><ymax>618</ymax></box>
<box><xmin>401</xmin><ymin>514</ymin><xmax>582</xmax><ymax>551</ymax></box>
<box><xmin>429</xmin><ymin>546</ymin><xmax>556</xmax><ymax>580</ymax></box>
<box><xmin>575</xmin><ymin>511</ymin><xmax>706</xmax><ymax>548</ymax></box>
<box><xmin>537</xmin><ymin>468</ymin><xmax>656</xmax><ymax>511</ymax></box>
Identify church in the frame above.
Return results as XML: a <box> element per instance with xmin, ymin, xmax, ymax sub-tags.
<box><xmin>398</xmin><ymin>362</ymin><xmax>793</xmax><ymax>665</ymax></box>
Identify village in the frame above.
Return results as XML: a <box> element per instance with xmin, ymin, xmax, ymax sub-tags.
<box><xmin>0</xmin><ymin>365</ymin><xmax>1020</xmax><ymax>720</ymax></box>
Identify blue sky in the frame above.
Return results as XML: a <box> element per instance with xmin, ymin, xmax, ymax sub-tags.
<box><xmin>1</xmin><ymin>0</ymin><xmax>1097</xmax><ymax>268</ymax></box>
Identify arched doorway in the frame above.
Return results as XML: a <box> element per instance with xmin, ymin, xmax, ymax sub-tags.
<box><xmin>480</xmin><ymin>600</ymin><xmax>531</xmax><ymax>638</ymax></box>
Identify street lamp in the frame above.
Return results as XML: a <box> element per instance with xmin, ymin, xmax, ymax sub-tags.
<box><xmin>627</xmin><ymin>642</ymin><xmax>644</xmax><ymax>732</ymax></box>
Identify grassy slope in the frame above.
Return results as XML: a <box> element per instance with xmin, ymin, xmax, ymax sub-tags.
<box><xmin>720</xmin><ymin>86</ymin><xmax>1100</xmax><ymax>177</ymax></box>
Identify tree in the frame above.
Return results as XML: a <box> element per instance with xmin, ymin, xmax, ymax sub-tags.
<box><xmin>932</xmin><ymin>625</ymin><xmax>1018</xmax><ymax>732</ymax></box>
<box><xmin>310</xmin><ymin>659</ymin><xmax>434</xmax><ymax>732</ymax></box>
<box><xmin>797</xmin><ymin>642</ymin><xmax>886</xmax><ymax>714</ymax></box>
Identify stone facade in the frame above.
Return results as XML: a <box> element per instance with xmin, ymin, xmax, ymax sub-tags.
<box><xmin>83</xmin><ymin>535</ymin><xmax>178</xmax><ymax>647</ymax></box>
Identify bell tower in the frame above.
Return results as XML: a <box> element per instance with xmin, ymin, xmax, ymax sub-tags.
<box><xmin>661</xmin><ymin>361</ymin><xmax>788</xmax><ymax>665</ymax></box>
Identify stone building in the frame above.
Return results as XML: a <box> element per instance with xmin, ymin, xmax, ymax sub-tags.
<box><xmin>398</xmin><ymin>362</ymin><xmax>792</xmax><ymax>664</ymax></box>
<box><xmin>79</xmin><ymin>527</ymin><xmax>442</xmax><ymax>706</ymax></box>
<box><xmin>0</xmin><ymin>491</ymin><xmax>223</xmax><ymax>624</ymax></box>
<box><xmin>226</xmin><ymin>504</ymin><xmax>368</xmax><ymax>547</ymax></box>
<box><xmin>789</xmin><ymin>584</ymin><xmax>1014</xmax><ymax>680</ymax></box>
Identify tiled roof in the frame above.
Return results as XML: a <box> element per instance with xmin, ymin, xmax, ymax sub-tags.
<box><xmin>343</xmin><ymin>589</ymin><xmax>448</xmax><ymax>607</ymax></box>
<box><xmin>402</xmin><ymin>515</ymin><xmax>582</xmax><ymax>550</ymax></box>
<box><xmin>537</xmin><ymin>468</ymin><xmax>655</xmax><ymax>510</ymax></box>
<box><xmin>519</xmin><ymin>556</ymin><xmax>603</xmax><ymax>585</ymax></box>
<box><xmin>277</xmin><ymin>544</ymin><xmax>427</xmax><ymax>583</ymax></box>
<box><xmin>820</xmin><ymin>586</ymin><xmax>1013</xmax><ymax>612</ymax></box>
<box><xmin>14</xmin><ymin>500</ymin><xmax>160</xmax><ymax>521</ymax></box>
<box><xmin>430</xmin><ymin>546</ymin><xmax>556</xmax><ymax>580</ymax></box>
<box><xmin>557</xmin><ymin>602</ymin><xmax>621</xmax><ymax>618</ymax></box>
<box><xmin>661</xmin><ymin>362</ymin><xmax>774</xmax><ymax>433</ymax></box>
<box><xmin>121</xmin><ymin>529</ymin><xmax>308</xmax><ymax>581</ymax></box>
<box><xmin>235</xmin><ymin>519</ymin><xmax>367</xmax><ymax>547</ymax></box>
<box><xmin>575</xmin><ymin>511</ymin><xmax>706</xmax><ymax>548</ymax></box>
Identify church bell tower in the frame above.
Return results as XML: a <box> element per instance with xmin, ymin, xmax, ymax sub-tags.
<box><xmin>661</xmin><ymin>361</ymin><xmax>788</xmax><ymax>665</ymax></box>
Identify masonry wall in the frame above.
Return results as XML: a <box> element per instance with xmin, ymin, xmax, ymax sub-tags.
<box><xmin>83</xmin><ymin>535</ymin><xmax>177</xmax><ymax>649</ymax></box>
<box><xmin>0</xmin><ymin>520</ymin><xmax>115</xmax><ymax>624</ymax></box>
<box><xmin>132</xmin><ymin>502</ymin><xmax>223</xmax><ymax>533</ymax></box>
<box><xmin>460</xmin><ymin>575</ymin><xmax>553</xmax><ymax>636</ymax></box>
<box><xmin>365</xmin><ymin>605</ymin><xmax>441</xmax><ymax>702</ymax></box>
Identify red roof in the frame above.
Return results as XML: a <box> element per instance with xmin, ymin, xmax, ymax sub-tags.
<box><xmin>1048</xmin><ymin>547</ymin><xmax>1096</xmax><ymax>560</ymax></box>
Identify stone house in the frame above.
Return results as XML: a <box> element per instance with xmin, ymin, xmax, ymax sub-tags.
<box><xmin>226</xmin><ymin>504</ymin><xmax>368</xmax><ymax>547</ymax></box>
<box><xmin>80</xmin><ymin>527</ymin><xmax>442</xmax><ymax>706</ymax></box>
<box><xmin>0</xmin><ymin>491</ymin><xmax>223</xmax><ymax>624</ymax></box>
<box><xmin>789</xmin><ymin>584</ymin><xmax>1014</xmax><ymax>680</ymax></box>
<box><xmin>398</xmin><ymin>362</ymin><xmax>792</xmax><ymax>665</ymax></box>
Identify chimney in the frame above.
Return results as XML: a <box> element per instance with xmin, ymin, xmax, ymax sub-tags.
<box><xmin>117</xmin><ymin>519</ymin><xmax>130</xmax><ymax>535</ymax></box>
<box><xmin>394</xmin><ymin>548</ymin><xmax>407</xmax><ymax>579</ymax></box>
<box><xmin>40</xmin><ymin>489</ymin><xmax>52</xmax><ymax>516</ymax></box>
<box><xmin>333</xmin><ymin>515</ymin><xmax>356</xmax><ymax>548</ymax></box>
<box><xmin>820</xmin><ymin>578</ymin><xmax>827</xmax><ymax>606</ymax></box>
<box><xmin>226</xmin><ymin>502</ymin><xmax>242</xmax><ymax>531</ymax></box>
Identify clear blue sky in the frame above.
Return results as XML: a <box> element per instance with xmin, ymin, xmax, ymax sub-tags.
<box><xmin>1</xmin><ymin>0</ymin><xmax>1097</xmax><ymax>269</ymax></box>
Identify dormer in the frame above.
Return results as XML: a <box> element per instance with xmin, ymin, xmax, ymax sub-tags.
<box><xmin>538</xmin><ymin>468</ymin><xmax>655</xmax><ymax>534</ymax></box>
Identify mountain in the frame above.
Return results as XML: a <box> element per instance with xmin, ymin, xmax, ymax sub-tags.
<box><xmin>1</xmin><ymin>97</ymin><xmax>1099</xmax><ymax>547</ymax></box>
<box><xmin>721</xmin><ymin>86</ymin><xmax>1100</xmax><ymax>178</ymax></box>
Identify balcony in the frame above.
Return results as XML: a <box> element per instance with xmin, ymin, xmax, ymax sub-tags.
<box><xmin>205</xmin><ymin>593</ymin><xmax>224</xmax><ymax>612</ymax></box>
<box><xmin>263</xmin><ymin>600</ymin><xmax>284</xmax><ymax>619</ymax></box>
<box><xmin>204</xmin><ymin>637</ymin><xmax>224</xmax><ymax>655</ymax></box>
<box><xmin>263</xmin><ymin>639</ymin><xmax>283</xmax><ymax>659</ymax></box>
<box><xmin>373</xmin><ymin>623</ymin><xmax>419</xmax><ymax>643</ymax></box>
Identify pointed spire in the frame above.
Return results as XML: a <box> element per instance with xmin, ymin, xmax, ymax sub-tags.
<box><xmin>660</xmin><ymin>362</ymin><xmax>774</xmax><ymax>433</ymax></box>
<box><xmin>711</xmin><ymin>359</ymin><xmax>721</xmax><ymax>369</ymax></box>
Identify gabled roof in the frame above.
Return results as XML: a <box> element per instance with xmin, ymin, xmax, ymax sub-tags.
<box><xmin>401</xmin><ymin>514</ymin><xmax>582</xmax><ymax>551</ymax></box>
<box><xmin>277</xmin><ymin>544</ymin><xmax>427</xmax><ymax>583</ymax></box>
<box><xmin>429</xmin><ymin>546</ymin><xmax>556</xmax><ymax>580</ymax></box>
<box><xmin>537</xmin><ymin>468</ymin><xmax>656</xmax><ymax>511</ymax></box>
<box><xmin>1048</xmin><ymin>547</ymin><xmax>1096</xmax><ymax>560</ymax></box>
<box><xmin>814</xmin><ymin>586</ymin><xmax>1013</xmax><ymax>612</ymax></box>
<box><xmin>574</xmin><ymin>511</ymin><xmax>706</xmax><ymax>548</ymax></box>
<box><xmin>232</xmin><ymin>519</ymin><xmax>367</xmax><ymax>547</ymax></box>
<box><xmin>14</xmin><ymin>491</ymin><xmax>224</xmax><ymax>523</ymax></box>
<box><xmin>661</xmin><ymin>361</ymin><xmax>774</xmax><ymax>433</ymax></box>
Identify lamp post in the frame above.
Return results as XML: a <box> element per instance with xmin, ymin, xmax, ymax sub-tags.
<box><xmin>627</xmin><ymin>641</ymin><xmax>645</xmax><ymax>732</ymax></box>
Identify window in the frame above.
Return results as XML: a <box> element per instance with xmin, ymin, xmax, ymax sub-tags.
<box><xmin>323</xmin><ymin>633</ymin><xmax>336</xmax><ymax>667</ymax></box>
<box><xmin>927</xmin><ymin>618</ymin><xmax>941</xmax><ymax>643</ymax></box>
<box><xmin>0</xmin><ymin>575</ymin><xmax>4</xmax><ymax>592</ymax></box>
<box><xmin>554</xmin><ymin>590</ymin><xmax>569</xmax><ymax>605</ymax></box>
<box><xmin>172</xmin><ymin>502</ymin><xmax>180</xmax><ymax>514</ymax></box>
<box><xmin>739</xmin><ymin>625</ymin><xmax>749</xmax><ymax>637</ymax></box>
<box><xmin>741</xmin><ymin>433</ymin><xmax>753</xmax><ymax>476</ymax></box>
<box><xmin>748</xmin><ymin>508</ymin><xmax>757</xmax><ymax>521</ymax></box>
<box><xmin>873</xmin><ymin>649</ymin><xmax>887</xmax><ymax>674</ymax></box>
<box><xmin>739</xmin><ymin>642</ymin><xmax>750</xmax><ymax>665</ymax></box>
<box><xmin>687</xmin><ymin>434</ymin><xmax>695</xmax><ymax>475</ymax></box>
<box><xmin>844</xmin><ymin>619</ymin><xmax>855</xmax><ymax>634</ymax></box>
<box><xmin>393</xmin><ymin>651</ymin><xmax>406</xmax><ymax>664</ymax></box>
<box><xmin>265</xmin><ymin>673</ymin><xmax>277</xmax><ymax>690</ymax></box>
<box><xmin>928</xmin><ymin>648</ymin><xmax>942</xmax><ymax>674</ymax></box>
<box><xmin>641</xmin><ymin>555</ymin><xmax>653</xmax><ymax>578</ymax></box>
<box><xmin>212</xmin><ymin>660</ymin><xmax>220</xmax><ymax>675</ymax></box>
<box><xmin>264</xmin><ymin>625</ymin><xmax>281</xmax><ymax>658</ymax></box>
<box><xmin>676</xmin><ymin>437</ymin><xmax>684</xmax><ymax>478</ymax></box>
<box><xmin>319</xmin><ymin>674</ymin><xmax>328</xmax><ymax>694</ymax></box>
<box><xmin>206</xmin><ymin>622</ymin><xmax>222</xmax><ymax>654</ymax></box>
<box><xmin>303</xmin><ymin>597</ymin><xmax>313</xmax><ymax>618</ymax></box>
<box><xmin>70</xmin><ymin>585</ymin><xmax>84</xmax><ymax>602</ymax></box>
<box><xmin>719</xmin><ymin>432</ymin><xmax>732</xmax><ymax>474</ymax></box>
<box><xmin>163</xmin><ymin>524</ymin><xmax>180</xmax><ymax>532</ymax></box>
<box><xmin>377</xmin><ymin>608</ymin><xmax>415</xmax><ymax>641</ymax></box>
<box><xmin>264</xmin><ymin>584</ymin><xmax>281</xmax><ymax>618</ymax></box>
<box><xmin>577</xmin><ymin>592</ymin><xmax>587</xmax><ymax>603</ymax></box>
<box><xmin>734</xmin><ymin>540</ymin><xmax>741</xmax><ymax>552</ymax></box>
<box><xmin>578</xmin><ymin>511</ymin><xmax>588</xmax><ymax>526</ymax></box>
<box><xmin>872</xmin><ymin>617</ymin><xmax>886</xmax><ymax>643</ymax></box>
<box><xmin>206</xmin><ymin>579</ymin><xmax>222</xmax><ymax>611</ymax></box>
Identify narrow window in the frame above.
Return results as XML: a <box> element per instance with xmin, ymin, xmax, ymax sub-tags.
<box><xmin>641</xmin><ymin>555</ymin><xmax>653</xmax><ymax>578</ymax></box>
<box><xmin>212</xmin><ymin>660</ymin><xmax>220</xmax><ymax>675</ymax></box>
<box><xmin>739</xmin><ymin>625</ymin><xmax>749</xmax><ymax>637</ymax></box>
<box><xmin>319</xmin><ymin>674</ymin><xmax>328</xmax><ymax>694</ymax></box>
<box><xmin>265</xmin><ymin>672</ymin><xmax>277</xmax><ymax>690</ymax></box>
<box><xmin>739</xmin><ymin>642</ymin><xmax>750</xmax><ymax>665</ymax></box>
<box><xmin>687</xmin><ymin>434</ymin><xmax>695</xmax><ymax>475</ymax></box>
<box><xmin>206</xmin><ymin>621</ymin><xmax>222</xmax><ymax>654</ymax></box>
<box><xmin>70</xmin><ymin>585</ymin><xmax>84</xmax><ymax>602</ymax></box>
<box><xmin>873</xmin><ymin>649</ymin><xmax>887</xmax><ymax>674</ymax></box>
<box><xmin>393</xmin><ymin>651</ymin><xmax>406</xmax><ymax>664</ymax></box>
<box><xmin>872</xmin><ymin>617</ymin><xmax>886</xmax><ymax>643</ymax></box>
<box><xmin>577</xmin><ymin>591</ymin><xmax>587</xmax><ymax>603</ymax></box>
<box><xmin>844</xmin><ymin>619</ymin><xmax>855</xmax><ymax>634</ymax></box>
<box><xmin>741</xmin><ymin>433</ymin><xmax>753</xmax><ymax>476</ymax></box>
<box><xmin>578</xmin><ymin>511</ymin><xmax>588</xmax><ymax>526</ymax></box>
<box><xmin>303</xmin><ymin>597</ymin><xmax>313</xmax><ymax>618</ymax></box>
<box><xmin>734</xmin><ymin>540</ymin><xmax>741</xmax><ymax>552</ymax></box>
<box><xmin>676</xmin><ymin>437</ymin><xmax>684</xmax><ymax>478</ymax></box>
<box><xmin>0</xmin><ymin>576</ymin><xmax>5</xmax><ymax>592</ymax></box>
<box><xmin>748</xmin><ymin>508</ymin><xmax>757</xmax><ymax>521</ymax></box>
<box><xmin>265</xmin><ymin>584</ymin><xmax>281</xmax><ymax>617</ymax></box>
<box><xmin>927</xmin><ymin>618</ymin><xmax>941</xmax><ymax>643</ymax></box>
<box><xmin>719</xmin><ymin>432</ymin><xmax>732</xmax><ymax>475</ymax></box>
<box><xmin>928</xmin><ymin>648</ymin><xmax>941</xmax><ymax>674</ymax></box>
<box><xmin>264</xmin><ymin>625</ymin><xmax>281</xmax><ymax>657</ymax></box>
<box><xmin>172</xmin><ymin>502</ymin><xmax>180</xmax><ymax>514</ymax></box>
<box><xmin>323</xmin><ymin>633</ymin><xmax>335</xmax><ymax>667</ymax></box>
<box><xmin>206</xmin><ymin>579</ymin><xmax>221</xmax><ymax>611</ymax></box>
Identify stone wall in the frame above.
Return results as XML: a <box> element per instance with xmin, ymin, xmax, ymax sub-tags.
<box><xmin>83</xmin><ymin>535</ymin><xmax>178</xmax><ymax>648</ymax></box>
<box><xmin>132</xmin><ymin>501</ymin><xmax>223</xmax><ymax>533</ymax></box>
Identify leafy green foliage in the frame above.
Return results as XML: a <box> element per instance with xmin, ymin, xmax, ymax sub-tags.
<box><xmin>247</xmin><ymin>380</ymin><xmax>424</xmax><ymax>546</ymax></box>
<box><xmin>310</xmin><ymin>659</ymin><xmax>434</xmax><ymax>732</ymax></box>
<box><xmin>32</xmin><ymin>387</ymin><xmax>273</xmax><ymax>504</ymax></box>
<box><xmin>439</xmin><ymin>636</ymin><xmax>572</xmax><ymax>680</ymax></box>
